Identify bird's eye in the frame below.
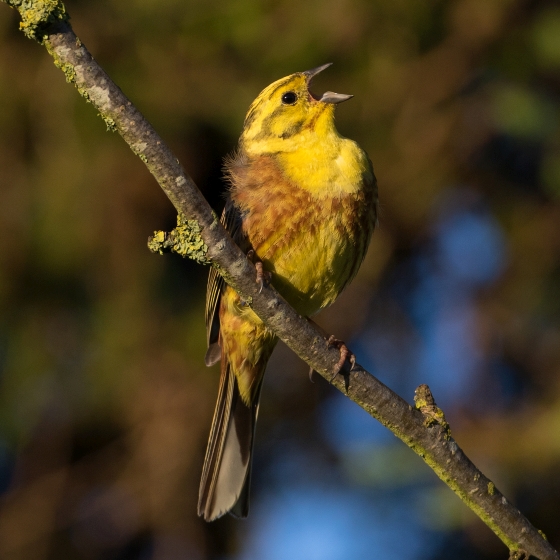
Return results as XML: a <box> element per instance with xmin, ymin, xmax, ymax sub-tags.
<box><xmin>281</xmin><ymin>91</ymin><xmax>297</xmax><ymax>105</ymax></box>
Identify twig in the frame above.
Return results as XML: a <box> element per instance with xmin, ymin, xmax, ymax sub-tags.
<box><xmin>2</xmin><ymin>2</ymin><xmax>558</xmax><ymax>558</ymax></box>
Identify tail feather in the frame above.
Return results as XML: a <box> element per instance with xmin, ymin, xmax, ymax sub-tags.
<box><xmin>198</xmin><ymin>358</ymin><xmax>261</xmax><ymax>521</ymax></box>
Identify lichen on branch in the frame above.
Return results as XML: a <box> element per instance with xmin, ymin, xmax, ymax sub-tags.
<box><xmin>414</xmin><ymin>383</ymin><xmax>451</xmax><ymax>436</ymax></box>
<box><xmin>5</xmin><ymin>0</ymin><xmax>68</xmax><ymax>42</ymax></box>
<box><xmin>148</xmin><ymin>213</ymin><xmax>211</xmax><ymax>266</ymax></box>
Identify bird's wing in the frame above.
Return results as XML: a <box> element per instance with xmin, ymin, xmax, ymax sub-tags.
<box><xmin>204</xmin><ymin>199</ymin><xmax>244</xmax><ymax>366</ymax></box>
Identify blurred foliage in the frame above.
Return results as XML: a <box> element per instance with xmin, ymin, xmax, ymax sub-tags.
<box><xmin>1</xmin><ymin>0</ymin><xmax>560</xmax><ymax>559</ymax></box>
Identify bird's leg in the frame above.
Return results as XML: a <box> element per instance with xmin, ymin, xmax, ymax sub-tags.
<box><xmin>307</xmin><ymin>333</ymin><xmax>356</xmax><ymax>389</ymax></box>
<box><xmin>326</xmin><ymin>335</ymin><xmax>356</xmax><ymax>383</ymax></box>
<box><xmin>303</xmin><ymin>318</ymin><xmax>356</xmax><ymax>384</ymax></box>
<box><xmin>247</xmin><ymin>249</ymin><xmax>272</xmax><ymax>293</ymax></box>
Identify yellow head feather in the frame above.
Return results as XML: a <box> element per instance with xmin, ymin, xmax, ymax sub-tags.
<box><xmin>240</xmin><ymin>64</ymin><xmax>352</xmax><ymax>157</ymax></box>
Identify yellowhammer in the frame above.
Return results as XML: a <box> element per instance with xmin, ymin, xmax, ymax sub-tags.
<box><xmin>198</xmin><ymin>64</ymin><xmax>378</xmax><ymax>521</ymax></box>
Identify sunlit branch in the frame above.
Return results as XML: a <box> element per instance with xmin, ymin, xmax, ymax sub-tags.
<box><xmin>2</xmin><ymin>2</ymin><xmax>558</xmax><ymax>559</ymax></box>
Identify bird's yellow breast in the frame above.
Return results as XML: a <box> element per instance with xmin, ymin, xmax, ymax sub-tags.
<box><xmin>278</xmin><ymin>135</ymin><xmax>371</xmax><ymax>198</ymax></box>
<box><xmin>227</xmin><ymin>147</ymin><xmax>376</xmax><ymax>317</ymax></box>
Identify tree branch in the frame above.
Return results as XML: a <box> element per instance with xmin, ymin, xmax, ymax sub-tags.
<box><xmin>3</xmin><ymin>2</ymin><xmax>558</xmax><ymax>559</ymax></box>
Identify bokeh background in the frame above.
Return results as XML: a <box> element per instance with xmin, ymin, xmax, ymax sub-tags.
<box><xmin>1</xmin><ymin>0</ymin><xmax>560</xmax><ymax>558</ymax></box>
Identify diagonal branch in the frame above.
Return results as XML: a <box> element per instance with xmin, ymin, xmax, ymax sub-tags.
<box><xmin>2</xmin><ymin>2</ymin><xmax>558</xmax><ymax>559</ymax></box>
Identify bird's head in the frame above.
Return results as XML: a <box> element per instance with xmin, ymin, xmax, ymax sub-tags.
<box><xmin>240</xmin><ymin>63</ymin><xmax>352</xmax><ymax>153</ymax></box>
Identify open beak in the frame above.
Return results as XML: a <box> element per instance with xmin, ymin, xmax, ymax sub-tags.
<box><xmin>302</xmin><ymin>63</ymin><xmax>353</xmax><ymax>104</ymax></box>
<box><xmin>318</xmin><ymin>91</ymin><xmax>353</xmax><ymax>104</ymax></box>
<box><xmin>302</xmin><ymin>63</ymin><xmax>333</xmax><ymax>81</ymax></box>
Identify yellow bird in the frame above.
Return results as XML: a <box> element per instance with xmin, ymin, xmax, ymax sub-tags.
<box><xmin>198</xmin><ymin>64</ymin><xmax>378</xmax><ymax>521</ymax></box>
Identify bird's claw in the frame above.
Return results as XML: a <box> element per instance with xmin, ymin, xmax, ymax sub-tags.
<box><xmin>247</xmin><ymin>250</ymin><xmax>271</xmax><ymax>293</ymax></box>
<box><xmin>327</xmin><ymin>335</ymin><xmax>356</xmax><ymax>382</ymax></box>
<box><xmin>255</xmin><ymin>261</ymin><xmax>272</xmax><ymax>293</ymax></box>
<box><xmin>309</xmin><ymin>366</ymin><xmax>315</xmax><ymax>383</ymax></box>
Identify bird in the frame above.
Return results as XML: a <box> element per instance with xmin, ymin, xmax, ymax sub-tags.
<box><xmin>198</xmin><ymin>63</ymin><xmax>378</xmax><ymax>521</ymax></box>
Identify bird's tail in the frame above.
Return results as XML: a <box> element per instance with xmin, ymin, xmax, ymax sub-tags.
<box><xmin>198</xmin><ymin>356</ymin><xmax>262</xmax><ymax>521</ymax></box>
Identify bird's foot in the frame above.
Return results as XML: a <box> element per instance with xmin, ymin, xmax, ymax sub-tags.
<box><xmin>247</xmin><ymin>250</ymin><xmax>272</xmax><ymax>293</ymax></box>
<box><xmin>327</xmin><ymin>335</ymin><xmax>356</xmax><ymax>382</ymax></box>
